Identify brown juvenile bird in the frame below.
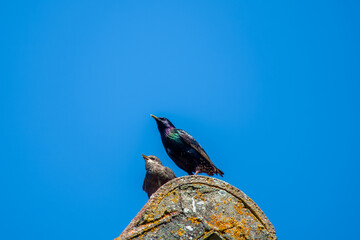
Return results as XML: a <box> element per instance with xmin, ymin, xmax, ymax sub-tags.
<box><xmin>142</xmin><ymin>154</ymin><xmax>177</xmax><ymax>198</ymax></box>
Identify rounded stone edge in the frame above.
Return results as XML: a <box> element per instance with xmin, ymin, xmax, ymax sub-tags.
<box><xmin>118</xmin><ymin>175</ymin><xmax>276</xmax><ymax>239</ymax></box>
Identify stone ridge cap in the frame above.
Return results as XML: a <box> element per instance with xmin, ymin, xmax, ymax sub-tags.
<box><xmin>151</xmin><ymin>175</ymin><xmax>274</xmax><ymax>233</ymax></box>
<box><xmin>120</xmin><ymin>175</ymin><xmax>276</xmax><ymax>239</ymax></box>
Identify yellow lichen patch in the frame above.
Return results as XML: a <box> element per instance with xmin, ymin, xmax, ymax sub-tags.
<box><xmin>224</xmin><ymin>224</ymin><xmax>248</xmax><ymax>239</ymax></box>
<box><xmin>177</xmin><ymin>228</ymin><xmax>185</xmax><ymax>236</ymax></box>
<box><xmin>257</xmin><ymin>224</ymin><xmax>265</xmax><ymax>229</ymax></box>
<box><xmin>187</xmin><ymin>216</ymin><xmax>201</xmax><ymax>225</ymax></box>
<box><xmin>235</xmin><ymin>202</ymin><xmax>244</xmax><ymax>215</ymax></box>
<box><xmin>223</xmin><ymin>198</ymin><xmax>233</xmax><ymax>204</ymax></box>
<box><xmin>241</xmin><ymin>218</ymin><xmax>247</xmax><ymax>225</ymax></box>
<box><xmin>142</xmin><ymin>212</ymin><xmax>156</xmax><ymax>223</ymax></box>
<box><xmin>141</xmin><ymin>191</ymin><xmax>181</xmax><ymax>224</ymax></box>
<box><xmin>240</xmin><ymin>207</ymin><xmax>260</xmax><ymax>223</ymax></box>
<box><xmin>141</xmin><ymin>208</ymin><xmax>174</xmax><ymax>225</ymax></box>
<box><xmin>164</xmin><ymin>190</ymin><xmax>179</xmax><ymax>204</ymax></box>
<box><xmin>196</xmin><ymin>191</ymin><xmax>205</xmax><ymax>201</ymax></box>
<box><xmin>208</xmin><ymin>213</ymin><xmax>257</xmax><ymax>239</ymax></box>
<box><xmin>209</xmin><ymin>213</ymin><xmax>236</xmax><ymax>230</ymax></box>
<box><xmin>256</xmin><ymin>224</ymin><xmax>265</xmax><ymax>234</ymax></box>
<box><xmin>150</xmin><ymin>226</ymin><xmax>159</xmax><ymax>233</ymax></box>
<box><xmin>224</xmin><ymin>198</ymin><xmax>231</xmax><ymax>204</ymax></box>
<box><xmin>233</xmin><ymin>201</ymin><xmax>261</xmax><ymax>224</ymax></box>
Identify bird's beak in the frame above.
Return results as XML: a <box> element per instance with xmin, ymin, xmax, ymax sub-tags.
<box><xmin>150</xmin><ymin>114</ymin><xmax>158</xmax><ymax>120</ymax></box>
<box><xmin>142</xmin><ymin>154</ymin><xmax>149</xmax><ymax>160</ymax></box>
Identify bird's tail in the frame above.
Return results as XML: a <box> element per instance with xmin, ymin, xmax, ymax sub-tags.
<box><xmin>215</xmin><ymin>167</ymin><xmax>224</xmax><ymax>177</ymax></box>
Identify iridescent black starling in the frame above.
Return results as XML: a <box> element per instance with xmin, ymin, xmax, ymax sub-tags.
<box><xmin>142</xmin><ymin>154</ymin><xmax>176</xmax><ymax>198</ymax></box>
<box><xmin>151</xmin><ymin>115</ymin><xmax>224</xmax><ymax>177</ymax></box>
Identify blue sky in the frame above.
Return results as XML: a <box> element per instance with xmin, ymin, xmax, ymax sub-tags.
<box><xmin>1</xmin><ymin>1</ymin><xmax>359</xmax><ymax>239</ymax></box>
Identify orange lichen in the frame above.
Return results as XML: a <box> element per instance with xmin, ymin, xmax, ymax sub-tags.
<box><xmin>163</xmin><ymin>190</ymin><xmax>179</xmax><ymax>204</ymax></box>
<box><xmin>256</xmin><ymin>224</ymin><xmax>265</xmax><ymax>234</ymax></box>
<box><xmin>224</xmin><ymin>225</ymin><xmax>247</xmax><ymax>239</ymax></box>
<box><xmin>235</xmin><ymin>202</ymin><xmax>244</xmax><ymax>214</ymax></box>
<box><xmin>196</xmin><ymin>191</ymin><xmax>205</xmax><ymax>201</ymax></box>
<box><xmin>209</xmin><ymin>213</ymin><xmax>236</xmax><ymax>230</ymax></box>
<box><xmin>177</xmin><ymin>228</ymin><xmax>185</xmax><ymax>236</ymax></box>
<box><xmin>187</xmin><ymin>216</ymin><xmax>201</xmax><ymax>225</ymax></box>
<box><xmin>223</xmin><ymin>198</ymin><xmax>234</xmax><ymax>205</ymax></box>
<box><xmin>208</xmin><ymin>212</ymin><xmax>255</xmax><ymax>239</ymax></box>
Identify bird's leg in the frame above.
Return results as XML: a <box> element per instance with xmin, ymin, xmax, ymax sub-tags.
<box><xmin>194</xmin><ymin>166</ymin><xmax>202</xmax><ymax>175</ymax></box>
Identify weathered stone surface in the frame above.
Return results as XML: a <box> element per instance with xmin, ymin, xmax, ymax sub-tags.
<box><xmin>116</xmin><ymin>176</ymin><xmax>276</xmax><ymax>240</ymax></box>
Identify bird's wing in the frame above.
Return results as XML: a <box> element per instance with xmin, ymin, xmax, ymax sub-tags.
<box><xmin>142</xmin><ymin>174</ymin><xmax>149</xmax><ymax>191</ymax></box>
<box><xmin>177</xmin><ymin>129</ymin><xmax>212</xmax><ymax>162</ymax></box>
<box><xmin>164</xmin><ymin>167</ymin><xmax>177</xmax><ymax>179</ymax></box>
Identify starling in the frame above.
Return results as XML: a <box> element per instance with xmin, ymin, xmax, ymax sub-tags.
<box><xmin>151</xmin><ymin>115</ymin><xmax>224</xmax><ymax>177</ymax></box>
<box><xmin>142</xmin><ymin>154</ymin><xmax>176</xmax><ymax>198</ymax></box>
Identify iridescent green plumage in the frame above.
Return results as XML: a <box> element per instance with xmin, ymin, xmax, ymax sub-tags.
<box><xmin>167</xmin><ymin>131</ymin><xmax>180</xmax><ymax>140</ymax></box>
<box><xmin>151</xmin><ymin>115</ymin><xmax>224</xmax><ymax>177</ymax></box>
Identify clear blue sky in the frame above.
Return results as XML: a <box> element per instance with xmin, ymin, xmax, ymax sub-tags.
<box><xmin>1</xmin><ymin>1</ymin><xmax>359</xmax><ymax>239</ymax></box>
